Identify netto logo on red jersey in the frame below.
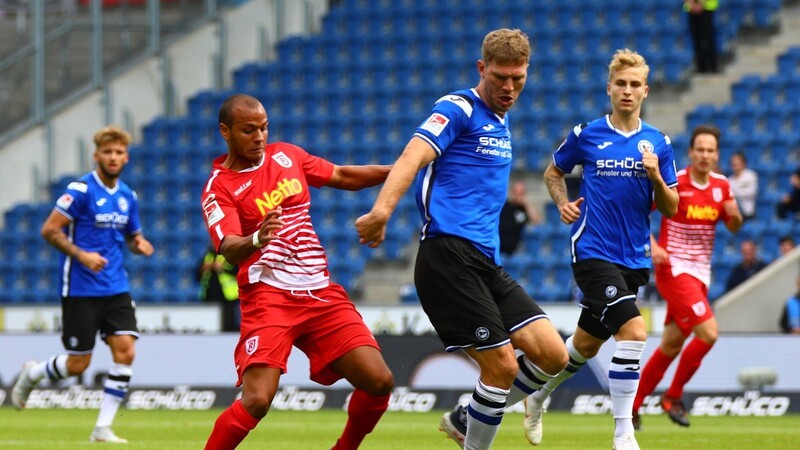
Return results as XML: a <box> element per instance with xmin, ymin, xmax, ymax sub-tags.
<box><xmin>686</xmin><ymin>204</ymin><xmax>719</xmax><ymax>221</ymax></box>
<box><xmin>255</xmin><ymin>178</ymin><xmax>303</xmax><ymax>216</ymax></box>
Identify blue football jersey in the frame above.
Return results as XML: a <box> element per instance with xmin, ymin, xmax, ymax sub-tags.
<box><xmin>53</xmin><ymin>171</ymin><xmax>143</xmax><ymax>297</ymax></box>
<box><xmin>413</xmin><ymin>88</ymin><xmax>513</xmax><ymax>265</ymax></box>
<box><xmin>553</xmin><ymin>115</ymin><xmax>678</xmax><ymax>269</ymax></box>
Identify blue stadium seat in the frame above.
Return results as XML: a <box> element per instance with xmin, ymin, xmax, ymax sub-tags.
<box><xmin>731</xmin><ymin>75</ymin><xmax>761</xmax><ymax>106</ymax></box>
<box><xmin>276</xmin><ymin>36</ymin><xmax>308</xmax><ymax>65</ymax></box>
<box><xmin>777</xmin><ymin>47</ymin><xmax>800</xmax><ymax>76</ymax></box>
<box><xmin>751</xmin><ymin>0</ymin><xmax>780</xmax><ymax>28</ymax></box>
<box><xmin>686</xmin><ymin>104</ymin><xmax>716</xmax><ymax>131</ymax></box>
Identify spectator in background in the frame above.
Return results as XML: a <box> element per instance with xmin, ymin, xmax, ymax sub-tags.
<box><xmin>776</xmin><ymin>166</ymin><xmax>800</xmax><ymax>219</ymax></box>
<box><xmin>779</xmin><ymin>235</ymin><xmax>796</xmax><ymax>257</ymax></box>
<box><xmin>728</xmin><ymin>152</ymin><xmax>758</xmax><ymax>221</ymax></box>
<box><xmin>684</xmin><ymin>0</ymin><xmax>719</xmax><ymax>74</ymax></box>
<box><xmin>198</xmin><ymin>246</ymin><xmax>240</xmax><ymax>332</ymax></box>
<box><xmin>725</xmin><ymin>240</ymin><xmax>767</xmax><ymax>292</ymax></box>
<box><xmin>499</xmin><ymin>180</ymin><xmax>541</xmax><ymax>257</ymax></box>
<box><xmin>780</xmin><ymin>275</ymin><xmax>800</xmax><ymax>334</ymax></box>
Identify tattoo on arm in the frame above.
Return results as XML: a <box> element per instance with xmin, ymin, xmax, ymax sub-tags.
<box><xmin>545</xmin><ymin>171</ymin><xmax>569</xmax><ymax>208</ymax></box>
<box><xmin>45</xmin><ymin>230</ymin><xmax>80</xmax><ymax>258</ymax></box>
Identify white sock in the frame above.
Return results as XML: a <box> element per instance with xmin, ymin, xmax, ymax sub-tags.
<box><xmin>531</xmin><ymin>335</ymin><xmax>586</xmax><ymax>404</ymax></box>
<box><xmin>609</xmin><ymin>340</ymin><xmax>646</xmax><ymax>438</ymax></box>
<box><xmin>95</xmin><ymin>363</ymin><xmax>132</xmax><ymax>428</ymax></box>
<box><xmin>28</xmin><ymin>355</ymin><xmax>69</xmax><ymax>383</ymax></box>
<box><xmin>506</xmin><ymin>354</ymin><xmax>557</xmax><ymax>407</ymax></box>
<box><xmin>464</xmin><ymin>379</ymin><xmax>509</xmax><ymax>450</ymax></box>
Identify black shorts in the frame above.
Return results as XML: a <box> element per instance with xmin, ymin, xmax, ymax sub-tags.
<box><xmin>414</xmin><ymin>235</ymin><xmax>548</xmax><ymax>352</ymax></box>
<box><xmin>61</xmin><ymin>293</ymin><xmax>139</xmax><ymax>354</ymax></box>
<box><xmin>572</xmin><ymin>259</ymin><xmax>649</xmax><ymax>340</ymax></box>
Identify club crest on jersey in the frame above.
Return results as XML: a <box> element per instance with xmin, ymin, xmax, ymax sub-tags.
<box><xmin>605</xmin><ymin>286</ymin><xmax>618</xmax><ymax>298</ymax></box>
<box><xmin>245</xmin><ymin>336</ymin><xmax>259</xmax><ymax>355</ymax></box>
<box><xmin>637</xmin><ymin>140</ymin><xmax>654</xmax><ymax>154</ymax></box>
<box><xmin>272</xmin><ymin>151</ymin><xmax>293</xmax><ymax>168</ymax></box>
<box><xmin>421</xmin><ymin>113</ymin><xmax>449</xmax><ymax>137</ymax></box>
<box><xmin>692</xmin><ymin>301</ymin><xmax>707</xmax><ymax>317</ymax></box>
<box><xmin>712</xmin><ymin>187</ymin><xmax>723</xmax><ymax>202</ymax></box>
<box><xmin>117</xmin><ymin>197</ymin><xmax>129</xmax><ymax>212</ymax></box>
<box><xmin>56</xmin><ymin>193</ymin><xmax>74</xmax><ymax>210</ymax></box>
<box><xmin>475</xmin><ymin>327</ymin><xmax>490</xmax><ymax>341</ymax></box>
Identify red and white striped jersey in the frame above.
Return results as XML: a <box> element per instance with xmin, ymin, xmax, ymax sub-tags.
<box><xmin>658</xmin><ymin>168</ymin><xmax>734</xmax><ymax>286</ymax></box>
<box><xmin>201</xmin><ymin>142</ymin><xmax>334</xmax><ymax>291</ymax></box>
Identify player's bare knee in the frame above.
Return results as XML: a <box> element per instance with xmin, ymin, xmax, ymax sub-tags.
<box><xmin>696</xmin><ymin>330</ymin><xmax>718</xmax><ymax>346</ymax></box>
<box><xmin>660</xmin><ymin>343</ymin><xmax>682</xmax><ymax>358</ymax></box>
<box><xmin>528</xmin><ymin>344</ymin><xmax>568</xmax><ymax>375</ymax></box>
<box><xmin>365</xmin><ymin>371</ymin><xmax>394</xmax><ymax>397</ymax></box>
<box><xmin>481</xmin><ymin>355</ymin><xmax>518</xmax><ymax>387</ymax></box>
<box><xmin>66</xmin><ymin>355</ymin><xmax>91</xmax><ymax>375</ymax></box>
<box><xmin>240</xmin><ymin>390</ymin><xmax>274</xmax><ymax>419</ymax></box>
<box><xmin>572</xmin><ymin>337</ymin><xmax>601</xmax><ymax>360</ymax></box>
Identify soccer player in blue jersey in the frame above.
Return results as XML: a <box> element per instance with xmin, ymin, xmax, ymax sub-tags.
<box><xmin>356</xmin><ymin>28</ymin><xmax>568</xmax><ymax>450</ymax></box>
<box><xmin>11</xmin><ymin>126</ymin><xmax>154</xmax><ymax>443</ymax></box>
<box><xmin>522</xmin><ymin>49</ymin><xmax>679</xmax><ymax>450</ymax></box>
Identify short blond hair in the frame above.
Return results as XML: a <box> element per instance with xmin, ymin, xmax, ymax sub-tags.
<box><xmin>93</xmin><ymin>125</ymin><xmax>131</xmax><ymax>149</ymax></box>
<box><xmin>482</xmin><ymin>28</ymin><xmax>531</xmax><ymax>66</ymax></box>
<box><xmin>608</xmin><ymin>49</ymin><xmax>650</xmax><ymax>81</ymax></box>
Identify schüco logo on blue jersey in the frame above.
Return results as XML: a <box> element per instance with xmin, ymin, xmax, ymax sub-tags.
<box><xmin>596</xmin><ymin>157</ymin><xmax>644</xmax><ymax>170</ymax></box>
<box><xmin>95</xmin><ymin>212</ymin><xmax>129</xmax><ymax>229</ymax></box>
<box><xmin>476</xmin><ymin>136</ymin><xmax>512</xmax><ymax>159</ymax></box>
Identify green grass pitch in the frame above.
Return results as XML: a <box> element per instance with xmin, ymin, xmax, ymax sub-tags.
<box><xmin>1</xmin><ymin>408</ymin><xmax>798</xmax><ymax>449</ymax></box>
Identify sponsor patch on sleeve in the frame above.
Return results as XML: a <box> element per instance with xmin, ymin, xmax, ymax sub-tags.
<box><xmin>203</xmin><ymin>199</ymin><xmax>225</xmax><ymax>227</ymax></box>
<box><xmin>56</xmin><ymin>193</ymin><xmax>74</xmax><ymax>210</ymax></box>
<box><xmin>420</xmin><ymin>113</ymin><xmax>450</xmax><ymax>137</ymax></box>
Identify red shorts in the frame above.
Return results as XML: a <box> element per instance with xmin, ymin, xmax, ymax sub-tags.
<box><xmin>234</xmin><ymin>282</ymin><xmax>379</xmax><ymax>387</ymax></box>
<box><xmin>655</xmin><ymin>268</ymin><xmax>714</xmax><ymax>336</ymax></box>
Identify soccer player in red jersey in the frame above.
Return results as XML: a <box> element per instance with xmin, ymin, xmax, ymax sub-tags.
<box><xmin>633</xmin><ymin>125</ymin><xmax>742</xmax><ymax>429</ymax></box>
<box><xmin>201</xmin><ymin>94</ymin><xmax>394</xmax><ymax>450</ymax></box>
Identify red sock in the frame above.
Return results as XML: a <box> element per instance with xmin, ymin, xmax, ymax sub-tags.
<box><xmin>204</xmin><ymin>400</ymin><xmax>260</xmax><ymax>450</ymax></box>
<box><xmin>634</xmin><ymin>347</ymin><xmax>675</xmax><ymax>413</ymax></box>
<box><xmin>332</xmin><ymin>389</ymin><xmax>390</xmax><ymax>450</ymax></box>
<box><xmin>667</xmin><ymin>338</ymin><xmax>713</xmax><ymax>399</ymax></box>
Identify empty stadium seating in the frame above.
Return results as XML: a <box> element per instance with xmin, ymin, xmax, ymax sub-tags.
<box><xmin>0</xmin><ymin>0</ymin><xmax>787</xmax><ymax>304</ymax></box>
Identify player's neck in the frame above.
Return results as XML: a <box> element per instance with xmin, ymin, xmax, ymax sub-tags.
<box><xmin>95</xmin><ymin>170</ymin><xmax>118</xmax><ymax>189</ymax></box>
<box><xmin>608</xmin><ymin>113</ymin><xmax>639</xmax><ymax>133</ymax></box>
<box><xmin>690</xmin><ymin>167</ymin><xmax>710</xmax><ymax>185</ymax></box>
<box><xmin>222</xmin><ymin>155</ymin><xmax>258</xmax><ymax>171</ymax></box>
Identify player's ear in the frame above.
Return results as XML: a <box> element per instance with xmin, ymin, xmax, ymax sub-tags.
<box><xmin>219</xmin><ymin>122</ymin><xmax>230</xmax><ymax>141</ymax></box>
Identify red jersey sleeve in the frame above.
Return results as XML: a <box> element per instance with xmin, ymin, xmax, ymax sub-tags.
<box><xmin>293</xmin><ymin>144</ymin><xmax>334</xmax><ymax>188</ymax></box>
<box><xmin>202</xmin><ymin>171</ymin><xmax>243</xmax><ymax>252</ymax></box>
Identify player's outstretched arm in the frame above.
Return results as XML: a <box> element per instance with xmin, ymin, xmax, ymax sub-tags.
<box><xmin>326</xmin><ymin>164</ymin><xmax>392</xmax><ymax>191</ymax></box>
<box><xmin>356</xmin><ymin>137</ymin><xmax>437</xmax><ymax>248</ymax></box>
